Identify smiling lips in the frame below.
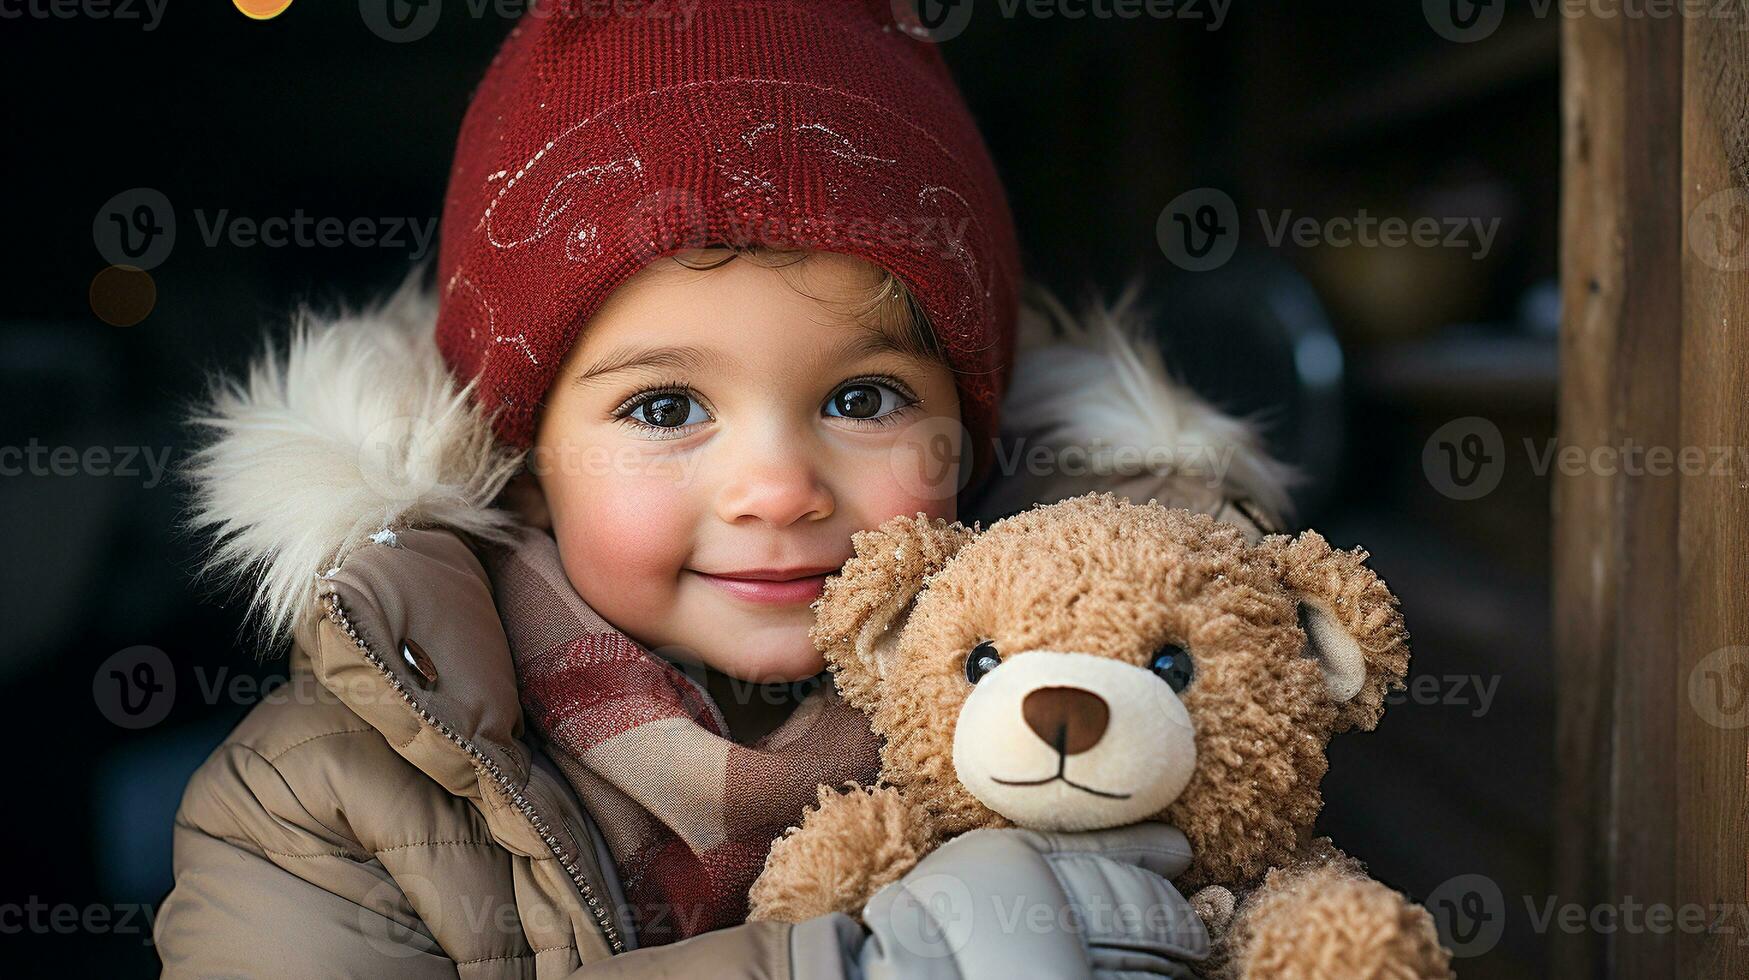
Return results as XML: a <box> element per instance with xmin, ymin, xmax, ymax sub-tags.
<box><xmin>694</xmin><ymin>567</ymin><xmax>837</xmax><ymax>606</ymax></box>
<box><xmin>992</xmin><ymin>737</ymin><xmax>1133</xmax><ymax>800</ymax></box>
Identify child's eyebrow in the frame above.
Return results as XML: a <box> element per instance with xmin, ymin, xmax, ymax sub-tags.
<box><xmin>570</xmin><ymin>344</ymin><xmax>715</xmax><ymax>386</ymax></box>
<box><xmin>837</xmin><ymin>319</ymin><xmax>938</xmax><ymax>366</ymax></box>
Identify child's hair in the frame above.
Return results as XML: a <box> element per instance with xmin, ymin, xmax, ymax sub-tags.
<box><xmin>668</xmin><ymin>246</ymin><xmax>946</xmax><ymax>367</ymax></box>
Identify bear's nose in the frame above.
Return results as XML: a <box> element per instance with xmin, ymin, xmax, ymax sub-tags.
<box><xmin>1022</xmin><ymin>686</ymin><xmax>1110</xmax><ymax>755</ymax></box>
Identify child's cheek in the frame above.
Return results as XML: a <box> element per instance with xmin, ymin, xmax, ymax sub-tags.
<box><xmin>543</xmin><ymin>466</ymin><xmax>695</xmax><ymax>623</ymax></box>
<box><xmin>847</xmin><ymin>419</ymin><xmax>963</xmax><ymax>525</ymax></box>
<box><xmin>860</xmin><ymin>479</ymin><xmax>956</xmax><ymax>526</ymax></box>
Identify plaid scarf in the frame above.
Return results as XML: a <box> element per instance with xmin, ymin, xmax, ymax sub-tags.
<box><xmin>484</xmin><ymin>528</ymin><xmax>882</xmax><ymax>946</ymax></box>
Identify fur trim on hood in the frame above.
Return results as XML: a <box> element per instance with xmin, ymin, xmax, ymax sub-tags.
<box><xmin>967</xmin><ymin>287</ymin><xmax>1295</xmax><ymax>527</ymax></box>
<box><xmin>186</xmin><ymin>280</ymin><xmax>523</xmax><ymax>643</ymax></box>
<box><xmin>186</xmin><ymin>281</ymin><xmax>1290</xmax><ymax>647</ymax></box>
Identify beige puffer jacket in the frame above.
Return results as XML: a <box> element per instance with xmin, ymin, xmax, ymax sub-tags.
<box><xmin>155</xmin><ymin>286</ymin><xmax>1286</xmax><ymax>977</ymax></box>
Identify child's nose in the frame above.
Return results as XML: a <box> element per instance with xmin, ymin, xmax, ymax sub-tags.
<box><xmin>714</xmin><ymin>458</ymin><xmax>835</xmax><ymax>527</ymax></box>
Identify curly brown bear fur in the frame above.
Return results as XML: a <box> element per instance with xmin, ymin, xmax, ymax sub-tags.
<box><xmin>1213</xmin><ymin>840</ymin><xmax>1451</xmax><ymax>980</ymax></box>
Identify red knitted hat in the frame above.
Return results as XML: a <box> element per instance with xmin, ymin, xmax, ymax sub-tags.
<box><xmin>434</xmin><ymin>0</ymin><xmax>1021</xmax><ymax>463</ymax></box>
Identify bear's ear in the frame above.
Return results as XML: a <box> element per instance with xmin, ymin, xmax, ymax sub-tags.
<box><xmin>1259</xmin><ymin>529</ymin><xmax>1409</xmax><ymax>732</ymax></box>
<box><xmin>811</xmin><ymin>513</ymin><xmax>975</xmax><ymax>712</ymax></box>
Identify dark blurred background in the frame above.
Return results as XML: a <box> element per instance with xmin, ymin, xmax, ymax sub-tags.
<box><xmin>1</xmin><ymin>1</ymin><xmax>1557</xmax><ymax>975</ymax></box>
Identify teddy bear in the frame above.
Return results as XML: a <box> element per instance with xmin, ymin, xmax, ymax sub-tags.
<box><xmin>747</xmin><ymin>493</ymin><xmax>1453</xmax><ymax>979</ymax></box>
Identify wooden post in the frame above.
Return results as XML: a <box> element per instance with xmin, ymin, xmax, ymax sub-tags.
<box><xmin>1556</xmin><ymin>7</ymin><xmax>1749</xmax><ymax>978</ymax></box>
<box><xmin>1676</xmin><ymin>9</ymin><xmax>1749</xmax><ymax>979</ymax></box>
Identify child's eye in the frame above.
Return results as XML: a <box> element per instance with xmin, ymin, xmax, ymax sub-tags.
<box><xmin>823</xmin><ymin>379</ymin><xmax>915</xmax><ymax>423</ymax></box>
<box><xmin>617</xmin><ymin>389</ymin><xmax>711</xmax><ymax>432</ymax></box>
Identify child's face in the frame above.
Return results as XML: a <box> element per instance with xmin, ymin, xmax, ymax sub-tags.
<box><xmin>530</xmin><ymin>251</ymin><xmax>961</xmax><ymax>683</ymax></box>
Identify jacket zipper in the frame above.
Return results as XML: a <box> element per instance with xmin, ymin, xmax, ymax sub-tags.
<box><xmin>323</xmin><ymin>594</ymin><xmax>626</xmax><ymax>955</ymax></box>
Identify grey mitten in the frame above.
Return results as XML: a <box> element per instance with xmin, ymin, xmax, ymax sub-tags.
<box><xmin>833</xmin><ymin>822</ymin><xmax>1210</xmax><ymax>980</ymax></box>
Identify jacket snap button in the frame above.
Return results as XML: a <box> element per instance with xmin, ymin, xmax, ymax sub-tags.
<box><xmin>400</xmin><ymin>638</ymin><xmax>438</xmax><ymax>687</ymax></box>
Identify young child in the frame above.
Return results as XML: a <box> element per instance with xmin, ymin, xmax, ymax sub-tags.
<box><xmin>159</xmin><ymin>2</ymin><xmax>1285</xmax><ymax>975</ymax></box>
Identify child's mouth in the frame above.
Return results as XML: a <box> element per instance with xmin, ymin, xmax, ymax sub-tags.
<box><xmin>691</xmin><ymin>567</ymin><xmax>836</xmax><ymax>606</ymax></box>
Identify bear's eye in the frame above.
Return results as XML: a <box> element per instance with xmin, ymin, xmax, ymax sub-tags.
<box><xmin>964</xmin><ymin>641</ymin><xmax>1001</xmax><ymax>684</ymax></box>
<box><xmin>1150</xmin><ymin>644</ymin><xmax>1194</xmax><ymax>693</ymax></box>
